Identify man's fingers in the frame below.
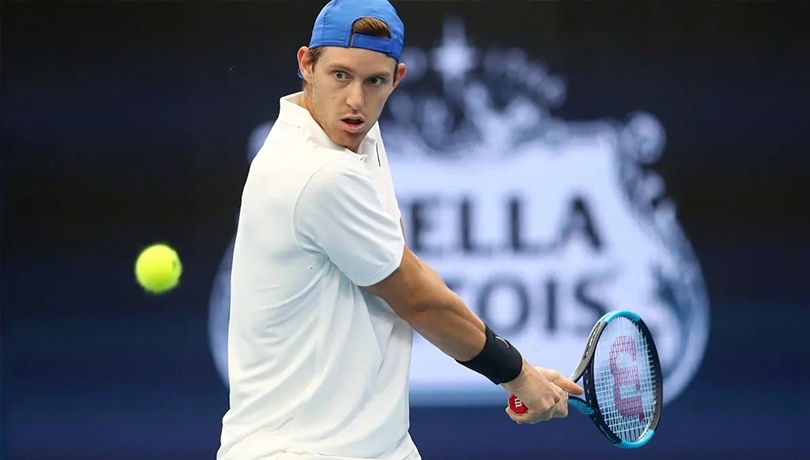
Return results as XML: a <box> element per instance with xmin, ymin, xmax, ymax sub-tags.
<box><xmin>505</xmin><ymin>407</ymin><xmax>524</xmax><ymax>424</ymax></box>
<box><xmin>537</xmin><ymin>368</ymin><xmax>585</xmax><ymax>395</ymax></box>
<box><xmin>556</xmin><ymin>376</ymin><xmax>584</xmax><ymax>395</ymax></box>
<box><xmin>505</xmin><ymin>407</ymin><xmax>553</xmax><ymax>424</ymax></box>
<box><xmin>553</xmin><ymin>393</ymin><xmax>569</xmax><ymax>418</ymax></box>
<box><xmin>505</xmin><ymin>406</ymin><xmax>528</xmax><ymax>420</ymax></box>
<box><xmin>506</xmin><ymin>367</ymin><xmax>577</xmax><ymax>425</ymax></box>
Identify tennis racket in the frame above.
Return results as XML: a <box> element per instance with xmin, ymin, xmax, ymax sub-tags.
<box><xmin>509</xmin><ymin>310</ymin><xmax>663</xmax><ymax>449</ymax></box>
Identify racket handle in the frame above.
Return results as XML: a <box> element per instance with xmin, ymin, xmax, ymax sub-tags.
<box><xmin>509</xmin><ymin>394</ymin><xmax>528</xmax><ymax>414</ymax></box>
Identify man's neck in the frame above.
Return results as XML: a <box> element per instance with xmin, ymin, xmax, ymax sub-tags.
<box><xmin>298</xmin><ymin>90</ymin><xmax>318</xmax><ymax>126</ymax></box>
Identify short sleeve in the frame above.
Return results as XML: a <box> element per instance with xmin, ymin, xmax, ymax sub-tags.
<box><xmin>294</xmin><ymin>159</ymin><xmax>405</xmax><ymax>287</ymax></box>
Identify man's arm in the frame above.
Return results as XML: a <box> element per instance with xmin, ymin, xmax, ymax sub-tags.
<box><xmin>363</xmin><ymin>245</ymin><xmax>484</xmax><ymax>361</ymax></box>
<box><xmin>363</xmin><ymin>244</ymin><xmax>584</xmax><ymax>424</ymax></box>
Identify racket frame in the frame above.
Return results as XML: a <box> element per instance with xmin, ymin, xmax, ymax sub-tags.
<box><xmin>508</xmin><ymin>310</ymin><xmax>663</xmax><ymax>449</ymax></box>
<box><xmin>572</xmin><ymin>310</ymin><xmax>663</xmax><ymax>449</ymax></box>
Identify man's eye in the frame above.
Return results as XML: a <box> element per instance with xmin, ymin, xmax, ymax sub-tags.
<box><xmin>369</xmin><ymin>77</ymin><xmax>385</xmax><ymax>86</ymax></box>
<box><xmin>334</xmin><ymin>71</ymin><xmax>349</xmax><ymax>80</ymax></box>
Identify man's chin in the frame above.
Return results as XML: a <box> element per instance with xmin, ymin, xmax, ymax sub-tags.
<box><xmin>330</xmin><ymin>128</ymin><xmax>367</xmax><ymax>152</ymax></box>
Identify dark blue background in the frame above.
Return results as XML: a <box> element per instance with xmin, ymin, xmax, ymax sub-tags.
<box><xmin>2</xmin><ymin>2</ymin><xmax>809</xmax><ymax>459</ymax></box>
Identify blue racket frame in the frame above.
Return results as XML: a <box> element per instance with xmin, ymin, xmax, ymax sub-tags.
<box><xmin>567</xmin><ymin>310</ymin><xmax>663</xmax><ymax>449</ymax></box>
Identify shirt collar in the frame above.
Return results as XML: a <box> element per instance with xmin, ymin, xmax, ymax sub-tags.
<box><xmin>277</xmin><ymin>92</ymin><xmax>378</xmax><ymax>157</ymax></box>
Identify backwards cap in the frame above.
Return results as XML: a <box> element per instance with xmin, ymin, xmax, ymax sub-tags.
<box><xmin>299</xmin><ymin>0</ymin><xmax>405</xmax><ymax>77</ymax></box>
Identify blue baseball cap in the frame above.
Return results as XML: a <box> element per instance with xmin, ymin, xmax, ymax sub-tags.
<box><xmin>299</xmin><ymin>0</ymin><xmax>405</xmax><ymax>77</ymax></box>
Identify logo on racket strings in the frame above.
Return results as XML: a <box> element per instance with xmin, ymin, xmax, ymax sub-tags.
<box><xmin>609</xmin><ymin>336</ymin><xmax>645</xmax><ymax>422</ymax></box>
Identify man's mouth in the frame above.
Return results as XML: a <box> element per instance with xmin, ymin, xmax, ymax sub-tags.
<box><xmin>341</xmin><ymin>117</ymin><xmax>365</xmax><ymax>134</ymax></box>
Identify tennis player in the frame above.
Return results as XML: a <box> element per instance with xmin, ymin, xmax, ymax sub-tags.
<box><xmin>217</xmin><ymin>1</ymin><xmax>583</xmax><ymax>459</ymax></box>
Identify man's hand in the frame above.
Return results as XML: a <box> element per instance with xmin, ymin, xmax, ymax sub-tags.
<box><xmin>501</xmin><ymin>362</ymin><xmax>584</xmax><ymax>424</ymax></box>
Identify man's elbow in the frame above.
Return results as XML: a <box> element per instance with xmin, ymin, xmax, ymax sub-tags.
<box><xmin>398</xmin><ymin>306</ymin><xmax>439</xmax><ymax>329</ymax></box>
<box><xmin>363</xmin><ymin>245</ymin><xmax>448</xmax><ymax>322</ymax></box>
<box><xmin>387</xmin><ymin>291</ymin><xmax>435</xmax><ymax>324</ymax></box>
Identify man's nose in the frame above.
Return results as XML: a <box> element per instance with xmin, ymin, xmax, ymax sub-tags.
<box><xmin>346</xmin><ymin>82</ymin><xmax>364</xmax><ymax>111</ymax></box>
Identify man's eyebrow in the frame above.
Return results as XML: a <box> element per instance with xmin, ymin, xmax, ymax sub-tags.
<box><xmin>326</xmin><ymin>63</ymin><xmax>393</xmax><ymax>79</ymax></box>
<box><xmin>326</xmin><ymin>63</ymin><xmax>358</xmax><ymax>74</ymax></box>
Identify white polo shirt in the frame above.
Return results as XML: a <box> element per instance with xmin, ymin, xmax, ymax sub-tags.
<box><xmin>218</xmin><ymin>92</ymin><xmax>419</xmax><ymax>460</ymax></box>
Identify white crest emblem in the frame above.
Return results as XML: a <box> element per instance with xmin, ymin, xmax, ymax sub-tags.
<box><xmin>208</xmin><ymin>19</ymin><xmax>709</xmax><ymax>407</ymax></box>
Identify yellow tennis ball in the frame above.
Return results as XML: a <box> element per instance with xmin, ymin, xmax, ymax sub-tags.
<box><xmin>135</xmin><ymin>243</ymin><xmax>182</xmax><ymax>294</ymax></box>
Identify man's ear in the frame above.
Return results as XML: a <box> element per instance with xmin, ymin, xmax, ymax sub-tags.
<box><xmin>298</xmin><ymin>46</ymin><xmax>314</xmax><ymax>82</ymax></box>
<box><xmin>393</xmin><ymin>62</ymin><xmax>407</xmax><ymax>88</ymax></box>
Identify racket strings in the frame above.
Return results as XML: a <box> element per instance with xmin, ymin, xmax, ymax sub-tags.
<box><xmin>592</xmin><ymin>317</ymin><xmax>658</xmax><ymax>442</ymax></box>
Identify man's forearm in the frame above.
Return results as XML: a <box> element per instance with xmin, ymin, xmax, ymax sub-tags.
<box><xmin>363</xmin><ymin>245</ymin><xmax>487</xmax><ymax>362</ymax></box>
<box><xmin>364</xmin><ymin>245</ymin><xmax>526</xmax><ymax>387</ymax></box>
<box><xmin>408</xmin><ymin>294</ymin><xmax>486</xmax><ymax>362</ymax></box>
<box><xmin>403</xmin><ymin>256</ymin><xmax>486</xmax><ymax>362</ymax></box>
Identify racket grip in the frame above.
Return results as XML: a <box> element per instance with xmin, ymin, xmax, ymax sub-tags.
<box><xmin>509</xmin><ymin>394</ymin><xmax>528</xmax><ymax>414</ymax></box>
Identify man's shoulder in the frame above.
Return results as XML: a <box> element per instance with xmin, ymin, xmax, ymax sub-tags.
<box><xmin>255</xmin><ymin>126</ymin><xmax>351</xmax><ymax>173</ymax></box>
<box><xmin>301</xmin><ymin>156</ymin><xmax>372</xmax><ymax>200</ymax></box>
<box><xmin>260</xmin><ymin>121</ymin><xmax>323</xmax><ymax>157</ymax></box>
<box><xmin>249</xmin><ymin>143</ymin><xmax>367</xmax><ymax>210</ymax></box>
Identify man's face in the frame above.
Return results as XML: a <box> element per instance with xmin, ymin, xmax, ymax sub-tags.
<box><xmin>299</xmin><ymin>46</ymin><xmax>406</xmax><ymax>152</ymax></box>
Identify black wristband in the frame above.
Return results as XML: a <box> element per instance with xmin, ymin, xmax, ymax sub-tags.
<box><xmin>456</xmin><ymin>325</ymin><xmax>523</xmax><ymax>385</ymax></box>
